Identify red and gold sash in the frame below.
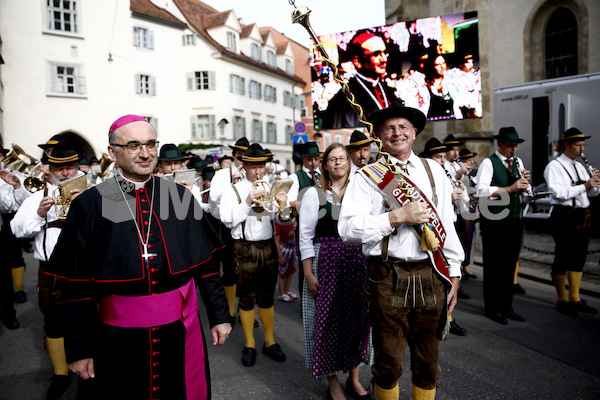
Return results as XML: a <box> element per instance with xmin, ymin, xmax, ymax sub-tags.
<box><xmin>360</xmin><ymin>161</ymin><xmax>452</xmax><ymax>287</ymax></box>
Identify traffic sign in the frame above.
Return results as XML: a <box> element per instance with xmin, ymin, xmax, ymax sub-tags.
<box><xmin>292</xmin><ymin>134</ymin><xmax>308</xmax><ymax>145</ymax></box>
<box><xmin>295</xmin><ymin>122</ymin><xmax>306</xmax><ymax>133</ymax></box>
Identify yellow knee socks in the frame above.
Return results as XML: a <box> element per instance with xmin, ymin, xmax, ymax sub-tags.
<box><xmin>552</xmin><ymin>274</ymin><xmax>568</xmax><ymax>302</ymax></box>
<box><xmin>258</xmin><ymin>306</ymin><xmax>275</xmax><ymax>347</ymax></box>
<box><xmin>412</xmin><ymin>384</ymin><xmax>436</xmax><ymax>400</ymax></box>
<box><xmin>513</xmin><ymin>261</ymin><xmax>519</xmax><ymax>285</ymax></box>
<box><xmin>12</xmin><ymin>266</ymin><xmax>25</xmax><ymax>292</ymax></box>
<box><xmin>239</xmin><ymin>308</ymin><xmax>256</xmax><ymax>348</ymax></box>
<box><xmin>376</xmin><ymin>383</ymin><xmax>399</xmax><ymax>400</ymax></box>
<box><xmin>47</xmin><ymin>337</ymin><xmax>69</xmax><ymax>376</ymax></box>
<box><xmin>223</xmin><ymin>284</ymin><xmax>236</xmax><ymax>318</ymax></box>
<box><xmin>567</xmin><ymin>271</ymin><xmax>583</xmax><ymax>302</ymax></box>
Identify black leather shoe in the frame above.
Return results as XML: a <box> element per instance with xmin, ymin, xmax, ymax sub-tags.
<box><xmin>513</xmin><ymin>283</ymin><xmax>526</xmax><ymax>295</ymax></box>
<box><xmin>486</xmin><ymin>312</ymin><xmax>508</xmax><ymax>325</ymax></box>
<box><xmin>345</xmin><ymin>378</ymin><xmax>373</xmax><ymax>400</ymax></box>
<box><xmin>556</xmin><ymin>301</ymin><xmax>578</xmax><ymax>317</ymax></box>
<box><xmin>457</xmin><ymin>287</ymin><xmax>471</xmax><ymax>300</ymax></box>
<box><xmin>2</xmin><ymin>316</ymin><xmax>20</xmax><ymax>330</ymax></box>
<box><xmin>47</xmin><ymin>374</ymin><xmax>70</xmax><ymax>400</ymax></box>
<box><xmin>449</xmin><ymin>320</ymin><xmax>467</xmax><ymax>336</ymax></box>
<box><xmin>14</xmin><ymin>290</ymin><xmax>27</xmax><ymax>304</ymax></box>
<box><xmin>241</xmin><ymin>347</ymin><xmax>256</xmax><ymax>367</ymax></box>
<box><xmin>503</xmin><ymin>311</ymin><xmax>526</xmax><ymax>322</ymax></box>
<box><xmin>262</xmin><ymin>343</ymin><xmax>286</xmax><ymax>362</ymax></box>
<box><xmin>570</xmin><ymin>300</ymin><xmax>598</xmax><ymax>314</ymax></box>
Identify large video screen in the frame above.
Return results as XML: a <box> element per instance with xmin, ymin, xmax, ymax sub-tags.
<box><xmin>310</xmin><ymin>12</ymin><xmax>480</xmax><ymax>130</ymax></box>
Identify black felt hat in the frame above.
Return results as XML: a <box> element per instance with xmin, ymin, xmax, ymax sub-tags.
<box><xmin>369</xmin><ymin>101</ymin><xmax>427</xmax><ymax>136</ymax></box>
<box><xmin>418</xmin><ymin>138</ymin><xmax>447</xmax><ymax>158</ymax></box>
<box><xmin>346</xmin><ymin>130</ymin><xmax>374</xmax><ymax>149</ymax></box>
<box><xmin>458</xmin><ymin>148</ymin><xmax>477</xmax><ymax>159</ymax></box>
<box><xmin>202</xmin><ymin>166</ymin><xmax>216</xmax><ymax>180</ymax></box>
<box><xmin>158</xmin><ymin>143</ymin><xmax>186</xmax><ymax>161</ymax></box>
<box><xmin>38</xmin><ymin>134</ymin><xmax>67</xmax><ymax>150</ymax></box>
<box><xmin>47</xmin><ymin>145</ymin><xmax>79</xmax><ymax>166</ymax></box>
<box><xmin>264</xmin><ymin>148</ymin><xmax>274</xmax><ymax>162</ymax></box>
<box><xmin>238</xmin><ymin>143</ymin><xmax>268</xmax><ymax>163</ymax></box>
<box><xmin>558</xmin><ymin>127</ymin><xmax>590</xmax><ymax>143</ymax></box>
<box><xmin>443</xmin><ymin>134</ymin><xmax>463</xmax><ymax>146</ymax></box>
<box><xmin>188</xmin><ymin>155</ymin><xmax>206</xmax><ymax>171</ymax></box>
<box><xmin>229</xmin><ymin>137</ymin><xmax>250</xmax><ymax>152</ymax></box>
<box><xmin>298</xmin><ymin>142</ymin><xmax>322</xmax><ymax>157</ymax></box>
<box><xmin>492</xmin><ymin>127</ymin><xmax>524</xmax><ymax>144</ymax></box>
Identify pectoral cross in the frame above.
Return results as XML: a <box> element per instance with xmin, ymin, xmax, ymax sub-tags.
<box><xmin>142</xmin><ymin>243</ymin><xmax>157</xmax><ymax>262</ymax></box>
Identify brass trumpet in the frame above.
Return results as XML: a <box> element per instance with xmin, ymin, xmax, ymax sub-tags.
<box><xmin>53</xmin><ymin>171</ymin><xmax>88</xmax><ymax>220</ymax></box>
<box><xmin>251</xmin><ymin>176</ymin><xmax>293</xmax><ymax>214</ymax></box>
<box><xmin>3</xmin><ymin>144</ymin><xmax>33</xmax><ymax>172</ymax></box>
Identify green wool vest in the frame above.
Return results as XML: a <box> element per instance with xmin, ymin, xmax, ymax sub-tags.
<box><xmin>295</xmin><ymin>169</ymin><xmax>316</xmax><ymax>190</ymax></box>
<box><xmin>488</xmin><ymin>153</ymin><xmax>521</xmax><ymax>219</ymax></box>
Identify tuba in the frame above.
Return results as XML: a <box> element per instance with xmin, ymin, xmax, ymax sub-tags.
<box><xmin>53</xmin><ymin>171</ymin><xmax>88</xmax><ymax>220</ymax></box>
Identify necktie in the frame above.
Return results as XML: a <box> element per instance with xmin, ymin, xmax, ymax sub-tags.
<box><xmin>507</xmin><ymin>159</ymin><xmax>513</xmax><ymax>174</ymax></box>
<box><xmin>397</xmin><ymin>162</ymin><xmax>409</xmax><ymax>175</ymax></box>
<box><xmin>373</xmin><ymin>84</ymin><xmax>386</xmax><ymax>108</ymax></box>
<box><xmin>310</xmin><ymin>170</ymin><xmax>316</xmax><ymax>183</ymax></box>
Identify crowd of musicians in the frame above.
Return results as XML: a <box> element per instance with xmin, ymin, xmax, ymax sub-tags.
<box><xmin>0</xmin><ymin>105</ymin><xmax>598</xmax><ymax>400</ymax></box>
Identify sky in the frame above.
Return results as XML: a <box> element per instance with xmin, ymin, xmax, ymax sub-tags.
<box><xmin>201</xmin><ymin>0</ymin><xmax>386</xmax><ymax>48</ymax></box>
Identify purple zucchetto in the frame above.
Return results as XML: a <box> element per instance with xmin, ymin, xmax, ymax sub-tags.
<box><xmin>108</xmin><ymin>115</ymin><xmax>149</xmax><ymax>135</ymax></box>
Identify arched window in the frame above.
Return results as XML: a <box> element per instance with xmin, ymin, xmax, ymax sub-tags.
<box><xmin>545</xmin><ymin>7</ymin><xmax>578</xmax><ymax>79</ymax></box>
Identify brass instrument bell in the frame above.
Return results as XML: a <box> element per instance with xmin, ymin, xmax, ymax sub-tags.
<box><xmin>53</xmin><ymin>172</ymin><xmax>88</xmax><ymax>220</ymax></box>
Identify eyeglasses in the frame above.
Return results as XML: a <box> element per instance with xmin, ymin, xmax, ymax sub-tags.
<box><xmin>327</xmin><ymin>156</ymin><xmax>349</xmax><ymax>164</ymax></box>
<box><xmin>111</xmin><ymin>140</ymin><xmax>159</xmax><ymax>154</ymax></box>
<box><xmin>381</xmin><ymin>124</ymin><xmax>414</xmax><ymax>134</ymax></box>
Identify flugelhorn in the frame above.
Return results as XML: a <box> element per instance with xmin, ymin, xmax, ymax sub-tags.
<box><xmin>24</xmin><ymin>163</ymin><xmax>46</xmax><ymax>193</ymax></box>
<box><xmin>53</xmin><ymin>171</ymin><xmax>88</xmax><ymax>220</ymax></box>
<box><xmin>251</xmin><ymin>176</ymin><xmax>293</xmax><ymax>214</ymax></box>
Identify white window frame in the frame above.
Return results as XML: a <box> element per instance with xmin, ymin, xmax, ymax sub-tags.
<box><xmin>266</xmin><ymin>50</ymin><xmax>276</xmax><ymax>67</ymax></box>
<box><xmin>190</xmin><ymin>115</ymin><xmax>216</xmax><ymax>139</ymax></box>
<box><xmin>143</xmin><ymin>116</ymin><xmax>159</xmax><ymax>134</ymax></box>
<box><xmin>250</xmin><ymin>43</ymin><xmax>262</xmax><ymax>61</ymax></box>
<box><xmin>233</xmin><ymin>116</ymin><xmax>246</xmax><ymax>139</ymax></box>
<box><xmin>266</xmin><ymin>121</ymin><xmax>277</xmax><ymax>143</ymax></box>
<box><xmin>183</xmin><ymin>34</ymin><xmax>196</xmax><ymax>46</ymax></box>
<box><xmin>230</xmin><ymin>74</ymin><xmax>246</xmax><ymax>95</ymax></box>
<box><xmin>226</xmin><ymin>31</ymin><xmax>237</xmax><ymax>52</ymax></box>
<box><xmin>249</xmin><ymin>80</ymin><xmax>262</xmax><ymax>99</ymax></box>
<box><xmin>285</xmin><ymin>58</ymin><xmax>294</xmax><ymax>74</ymax></box>
<box><xmin>45</xmin><ymin>0</ymin><xmax>79</xmax><ymax>34</ymax></box>
<box><xmin>46</xmin><ymin>61</ymin><xmax>86</xmax><ymax>97</ymax></box>
<box><xmin>252</xmin><ymin>119</ymin><xmax>263</xmax><ymax>142</ymax></box>
<box><xmin>135</xmin><ymin>74</ymin><xmax>157</xmax><ymax>96</ymax></box>
<box><xmin>264</xmin><ymin>85</ymin><xmax>277</xmax><ymax>103</ymax></box>
<box><xmin>133</xmin><ymin>26</ymin><xmax>154</xmax><ymax>50</ymax></box>
<box><xmin>187</xmin><ymin>71</ymin><xmax>215</xmax><ymax>90</ymax></box>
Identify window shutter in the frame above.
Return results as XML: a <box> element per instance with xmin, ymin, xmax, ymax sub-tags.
<box><xmin>133</xmin><ymin>27</ymin><xmax>138</xmax><ymax>47</ymax></box>
<box><xmin>135</xmin><ymin>74</ymin><xmax>142</xmax><ymax>94</ymax></box>
<box><xmin>229</xmin><ymin>74</ymin><xmax>234</xmax><ymax>92</ymax></box>
<box><xmin>149</xmin><ymin>76</ymin><xmax>157</xmax><ymax>96</ymax></box>
<box><xmin>273</xmin><ymin>88</ymin><xmax>277</xmax><ymax>102</ymax></box>
<box><xmin>50</xmin><ymin>64</ymin><xmax>59</xmax><ymax>93</ymax></box>
<box><xmin>182</xmin><ymin>35</ymin><xmax>186</xmax><ymax>46</ymax></box>
<box><xmin>186</xmin><ymin>72</ymin><xmax>194</xmax><ymax>90</ymax></box>
<box><xmin>190</xmin><ymin>115</ymin><xmax>197</xmax><ymax>139</ymax></box>
<box><xmin>257</xmin><ymin>83</ymin><xmax>262</xmax><ymax>100</ymax></box>
<box><xmin>208</xmin><ymin>71</ymin><xmax>216</xmax><ymax>90</ymax></box>
<box><xmin>240</xmin><ymin>77</ymin><xmax>246</xmax><ymax>95</ymax></box>
<box><xmin>75</xmin><ymin>69</ymin><xmax>86</xmax><ymax>95</ymax></box>
<box><xmin>209</xmin><ymin>115</ymin><xmax>216</xmax><ymax>138</ymax></box>
<box><xmin>148</xmin><ymin>30</ymin><xmax>155</xmax><ymax>50</ymax></box>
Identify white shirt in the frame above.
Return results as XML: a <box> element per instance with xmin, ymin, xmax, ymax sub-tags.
<box><xmin>220</xmin><ymin>178</ymin><xmax>275</xmax><ymax>241</ymax></box>
<box><xmin>298</xmin><ymin>186</ymin><xmax>332</xmax><ymax>261</ymax></box>
<box><xmin>476</xmin><ymin>151</ymin><xmax>526</xmax><ymax>204</ymax></box>
<box><xmin>544</xmin><ymin>153</ymin><xmax>599</xmax><ymax>208</ymax></box>
<box><xmin>208</xmin><ymin>164</ymin><xmax>239</xmax><ymax>219</ymax></box>
<box><xmin>0</xmin><ymin>171</ymin><xmax>29</xmax><ymax>214</ymax></box>
<box><xmin>11</xmin><ymin>183</ymin><xmax>59</xmax><ymax>262</ymax></box>
<box><xmin>288</xmin><ymin>165</ymin><xmax>321</xmax><ymax>203</ymax></box>
<box><xmin>338</xmin><ymin>152</ymin><xmax>463</xmax><ymax>277</ymax></box>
